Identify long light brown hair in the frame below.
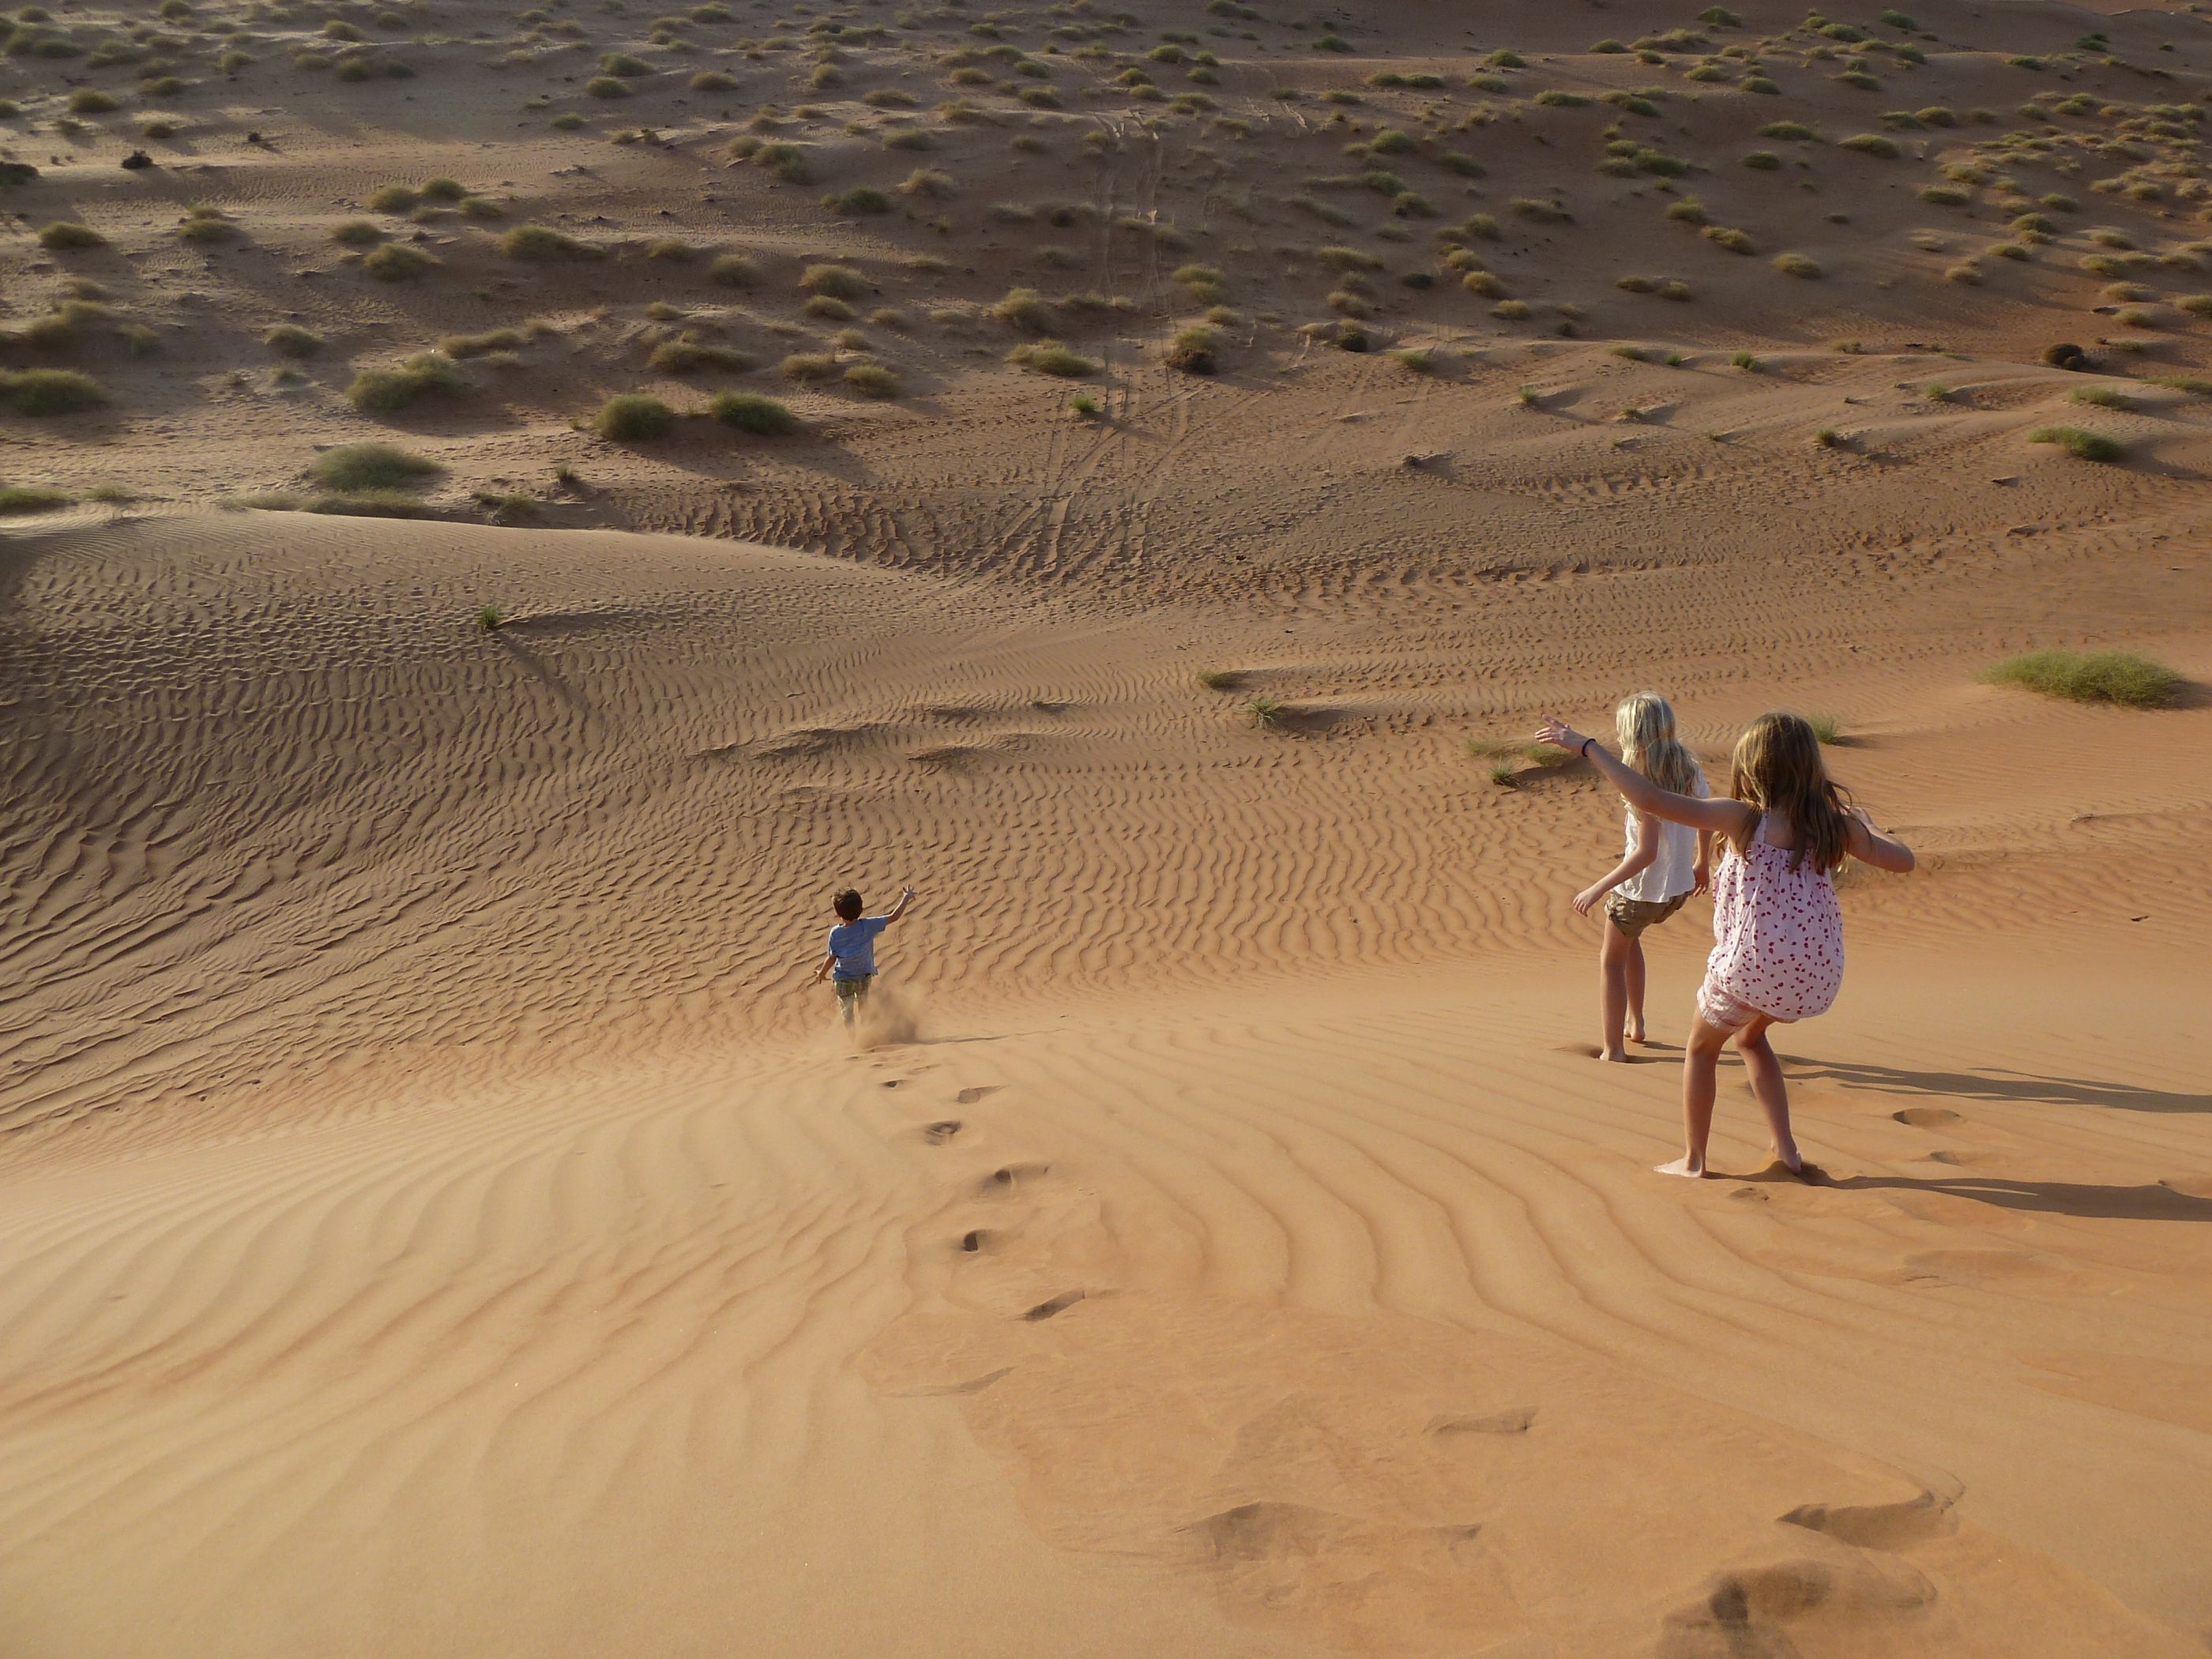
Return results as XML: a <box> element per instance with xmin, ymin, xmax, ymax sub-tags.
<box><xmin>1614</xmin><ymin>692</ymin><xmax>1703</xmax><ymax>796</ymax></box>
<box><xmin>1729</xmin><ymin>713</ymin><xmax>1852</xmax><ymax>872</ymax></box>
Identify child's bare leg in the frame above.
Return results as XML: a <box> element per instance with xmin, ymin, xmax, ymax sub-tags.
<box><xmin>1659</xmin><ymin>1014</ymin><xmax>1730</xmax><ymax>1177</ymax></box>
<box><xmin>1624</xmin><ymin>936</ymin><xmax>1649</xmax><ymax>1044</ymax></box>
<box><xmin>1733</xmin><ymin>1017</ymin><xmax>1802</xmax><ymax>1173</ymax></box>
<box><xmin>1597</xmin><ymin>920</ymin><xmax>1634</xmax><ymax>1061</ymax></box>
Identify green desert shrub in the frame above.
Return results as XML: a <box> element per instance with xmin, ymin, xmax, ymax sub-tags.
<box><xmin>1839</xmin><ymin>133</ymin><xmax>1900</xmax><ymax>157</ymax></box>
<box><xmin>1006</xmin><ymin>340</ymin><xmax>1096</xmax><ymax>376</ymax></box>
<box><xmin>2026</xmin><ymin>425</ymin><xmax>2120</xmax><ymax>461</ymax></box>
<box><xmin>592</xmin><ymin>393</ymin><xmax>675</xmax><ymax>440</ymax></box>
<box><xmin>264</xmin><ymin>323</ymin><xmax>325</xmax><ymax>356</ymax></box>
<box><xmin>0</xmin><ymin>484</ymin><xmax>70</xmax><ymax>514</ymax></box>
<box><xmin>799</xmin><ymin>261</ymin><xmax>865</xmax><ymax>299</ymax></box>
<box><xmin>310</xmin><ymin>441</ymin><xmax>445</xmax><ymax>491</ymax></box>
<box><xmin>331</xmin><ymin>217</ymin><xmax>385</xmax><ymax>245</ymax></box>
<box><xmin>843</xmin><ymin>362</ymin><xmax>898</xmax><ymax>397</ymax></box>
<box><xmin>1981</xmin><ymin>649</ymin><xmax>2180</xmax><ymax>707</ymax></box>
<box><xmin>822</xmin><ymin>185</ymin><xmax>889</xmax><ymax>214</ymax></box>
<box><xmin>709</xmin><ymin>252</ymin><xmax>759</xmax><ymax>288</ymax></box>
<box><xmin>346</xmin><ymin>352</ymin><xmax>465</xmax><ymax>413</ymax></box>
<box><xmin>709</xmin><ymin>390</ymin><xmax>798</xmax><ymax>433</ymax></box>
<box><xmin>499</xmin><ymin>224</ymin><xmax>604</xmax><ymax>261</ymax></box>
<box><xmin>0</xmin><ymin>367</ymin><xmax>107</xmax><ymax>415</ymax></box>
<box><xmin>779</xmin><ymin>352</ymin><xmax>836</xmax><ymax>382</ymax></box>
<box><xmin>989</xmin><ymin>286</ymin><xmax>1053</xmax><ymax>332</ymax></box>
<box><xmin>363</xmin><ymin>243</ymin><xmax>436</xmax><ymax>279</ymax></box>
<box><xmin>1773</xmin><ymin>251</ymin><xmax>1823</xmax><ymax>277</ymax></box>
<box><xmin>649</xmin><ymin>340</ymin><xmax>751</xmax><ymax>374</ymax></box>
<box><xmin>1163</xmin><ymin>324</ymin><xmax>1217</xmax><ymax>373</ymax></box>
<box><xmin>36</xmin><ymin>220</ymin><xmax>105</xmax><ymax>250</ymax></box>
<box><xmin>439</xmin><ymin>328</ymin><xmax>526</xmax><ymax>359</ymax></box>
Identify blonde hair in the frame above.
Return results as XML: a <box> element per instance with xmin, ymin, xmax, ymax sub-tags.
<box><xmin>1614</xmin><ymin>692</ymin><xmax>1702</xmax><ymax>797</ymax></box>
<box><xmin>1729</xmin><ymin>712</ymin><xmax>1853</xmax><ymax>872</ymax></box>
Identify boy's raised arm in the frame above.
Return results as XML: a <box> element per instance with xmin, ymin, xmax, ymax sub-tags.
<box><xmin>884</xmin><ymin>884</ymin><xmax>919</xmax><ymax>924</ymax></box>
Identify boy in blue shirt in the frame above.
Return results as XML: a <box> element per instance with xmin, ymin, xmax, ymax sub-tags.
<box><xmin>809</xmin><ymin>884</ymin><xmax>916</xmax><ymax>1025</ymax></box>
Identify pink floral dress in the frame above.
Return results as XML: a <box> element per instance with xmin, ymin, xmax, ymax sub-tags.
<box><xmin>1696</xmin><ymin>814</ymin><xmax>1845</xmax><ymax>1030</ymax></box>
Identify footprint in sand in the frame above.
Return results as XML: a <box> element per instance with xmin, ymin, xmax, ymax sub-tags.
<box><xmin>1425</xmin><ymin>1405</ymin><xmax>1537</xmax><ymax>1436</ymax></box>
<box><xmin>955</xmin><ymin>1085</ymin><xmax>1000</xmax><ymax>1105</ymax></box>
<box><xmin>1893</xmin><ymin>1106</ymin><xmax>1962</xmax><ymax>1129</ymax></box>
<box><xmin>1781</xmin><ymin>1487</ymin><xmax>1958</xmax><ymax>1550</ymax></box>
<box><xmin>1021</xmin><ymin>1290</ymin><xmax>1085</xmax><ymax>1321</ymax></box>
<box><xmin>977</xmin><ymin>1162</ymin><xmax>1049</xmax><ymax>1196</ymax></box>
<box><xmin>922</xmin><ymin>1119</ymin><xmax>961</xmax><ymax>1143</ymax></box>
<box><xmin>957</xmin><ymin>1228</ymin><xmax>992</xmax><ymax>1255</ymax></box>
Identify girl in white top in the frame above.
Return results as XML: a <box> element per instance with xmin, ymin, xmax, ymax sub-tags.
<box><xmin>1570</xmin><ymin>694</ymin><xmax>1712</xmax><ymax>1061</ymax></box>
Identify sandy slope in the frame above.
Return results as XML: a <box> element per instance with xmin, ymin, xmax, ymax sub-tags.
<box><xmin>6</xmin><ymin>0</ymin><xmax>2212</xmax><ymax>1653</ymax></box>
<box><xmin>1</xmin><ymin>506</ymin><xmax>2206</xmax><ymax>1659</ymax></box>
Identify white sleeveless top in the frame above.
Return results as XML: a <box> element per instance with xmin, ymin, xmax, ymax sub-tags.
<box><xmin>1616</xmin><ymin>768</ymin><xmax>1707</xmax><ymax>904</ymax></box>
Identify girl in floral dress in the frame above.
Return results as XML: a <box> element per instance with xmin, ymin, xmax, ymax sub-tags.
<box><xmin>1534</xmin><ymin>711</ymin><xmax>1916</xmax><ymax>1178</ymax></box>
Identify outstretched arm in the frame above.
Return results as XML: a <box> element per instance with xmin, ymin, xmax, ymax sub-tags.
<box><xmin>1533</xmin><ymin>720</ymin><xmax>1755</xmax><ymax>838</ymax></box>
<box><xmin>882</xmin><ymin>884</ymin><xmax>919</xmax><ymax>924</ymax></box>
<box><xmin>1846</xmin><ymin>810</ymin><xmax>1915</xmax><ymax>873</ymax></box>
<box><xmin>808</xmin><ymin>949</ymin><xmax>838</xmax><ymax>985</ymax></box>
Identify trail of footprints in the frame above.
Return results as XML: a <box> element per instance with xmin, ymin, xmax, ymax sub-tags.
<box><xmin>891</xmin><ymin>1070</ymin><xmax>1977</xmax><ymax>1653</ymax></box>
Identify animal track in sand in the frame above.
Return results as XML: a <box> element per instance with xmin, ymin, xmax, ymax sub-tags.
<box><xmin>977</xmin><ymin>1162</ymin><xmax>1049</xmax><ymax>1195</ymax></box>
<box><xmin>1424</xmin><ymin>1405</ymin><xmax>1536</xmax><ymax>1436</ymax></box>
<box><xmin>1894</xmin><ymin>1106</ymin><xmax>1963</xmax><ymax>1129</ymax></box>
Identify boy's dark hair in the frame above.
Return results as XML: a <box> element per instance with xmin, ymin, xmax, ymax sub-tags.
<box><xmin>833</xmin><ymin>888</ymin><xmax>863</xmax><ymax>921</ymax></box>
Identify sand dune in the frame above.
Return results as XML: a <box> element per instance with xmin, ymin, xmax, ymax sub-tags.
<box><xmin>6</xmin><ymin>0</ymin><xmax>2212</xmax><ymax>1653</ymax></box>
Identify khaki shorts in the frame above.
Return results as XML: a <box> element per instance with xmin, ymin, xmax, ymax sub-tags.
<box><xmin>1603</xmin><ymin>891</ymin><xmax>1688</xmax><ymax>939</ymax></box>
<box><xmin>834</xmin><ymin>975</ymin><xmax>875</xmax><ymax>1003</ymax></box>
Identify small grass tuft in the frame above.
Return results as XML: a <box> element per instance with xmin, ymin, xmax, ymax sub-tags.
<box><xmin>592</xmin><ymin>393</ymin><xmax>676</xmax><ymax>441</ymax></box>
<box><xmin>710</xmin><ymin>391</ymin><xmax>798</xmax><ymax>434</ymax></box>
<box><xmin>2026</xmin><ymin>424</ymin><xmax>2121</xmax><ymax>462</ymax></box>
<box><xmin>310</xmin><ymin>442</ymin><xmax>444</xmax><ymax>491</ymax></box>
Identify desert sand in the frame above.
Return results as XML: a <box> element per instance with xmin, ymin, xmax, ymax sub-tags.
<box><xmin>4</xmin><ymin>0</ymin><xmax>2211</xmax><ymax>1655</ymax></box>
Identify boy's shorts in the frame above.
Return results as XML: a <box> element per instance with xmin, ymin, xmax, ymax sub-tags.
<box><xmin>1603</xmin><ymin>891</ymin><xmax>1688</xmax><ymax>939</ymax></box>
<box><xmin>834</xmin><ymin>975</ymin><xmax>875</xmax><ymax>1004</ymax></box>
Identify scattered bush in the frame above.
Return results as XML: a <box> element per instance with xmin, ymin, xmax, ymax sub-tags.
<box><xmin>346</xmin><ymin>352</ymin><xmax>465</xmax><ymax>413</ymax></box>
<box><xmin>710</xmin><ymin>252</ymin><xmax>759</xmax><ymax>288</ymax></box>
<box><xmin>649</xmin><ymin>340</ymin><xmax>751</xmax><ymax>374</ymax></box>
<box><xmin>843</xmin><ymin>363</ymin><xmax>898</xmax><ymax>398</ymax></box>
<box><xmin>822</xmin><ymin>186</ymin><xmax>889</xmax><ymax>214</ymax></box>
<box><xmin>1839</xmin><ymin>133</ymin><xmax>1901</xmax><ymax>157</ymax></box>
<box><xmin>989</xmin><ymin>286</ymin><xmax>1053</xmax><ymax>332</ymax></box>
<box><xmin>799</xmin><ymin>262</ymin><xmax>865</xmax><ymax>299</ymax></box>
<box><xmin>499</xmin><ymin>224</ymin><xmax>604</xmax><ymax>261</ymax></box>
<box><xmin>1981</xmin><ymin>649</ymin><xmax>2179</xmax><ymax>708</ymax></box>
<box><xmin>1772</xmin><ymin>251</ymin><xmax>1823</xmax><ymax>278</ymax></box>
<box><xmin>0</xmin><ymin>484</ymin><xmax>70</xmax><ymax>515</ymax></box>
<box><xmin>2026</xmin><ymin>424</ymin><xmax>2120</xmax><ymax>462</ymax></box>
<box><xmin>310</xmin><ymin>442</ymin><xmax>445</xmax><ymax>491</ymax></box>
<box><xmin>1164</xmin><ymin>325</ymin><xmax>1217</xmax><ymax>374</ymax></box>
<box><xmin>779</xmin><ymin>352</ymin><xmax>837</xmax><ymax>382</ymax></box>
<box><xmin>0</xmin><ymin>367</ymin><xmax>107</xmax><ymax>415</ymax></box>
<box><xmin>36</xmin><ymin>220</ymin><xmax>105</xmax><ymax>250</ymax></box>
<box><xmin>592</xmin><ymin>393</ymin><xmax>676</xmax><ymax>440</ymax></box>
<box><xmin>264</xmin><ymin>324</ymin><xmax>325</xmax><ymax>357</ymax></box>
<box><xmin>363</xmin><ymin>243</ymin><xmax>436</xmax><ymax>280</ymax></box>
<box><xmin>1006</xmin><ymin>340</ymin><xmax>1097</xmax><ymax>377</ymax></box>
<box><xmin>710</xmin><ymin>390</ymin><xmax>798</xmax><ymax>434</ymax></box>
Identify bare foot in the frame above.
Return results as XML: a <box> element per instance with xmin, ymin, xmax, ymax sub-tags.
<box><xmin>1654</xmin><ymin>1155</ymin><xmax>1707</xmax><ymax>1179</ymax></box>
<box><xmin>1601</xmin><ymin>1046</ymin><xmax>1630</xmax><ymax>1063</ymax></box>
<box><xmin>1772</xmin><ymin>1142</ymin><xmax>1804</xmax><ymax>1176</ymax></box>
<box><xmin>1627</xmin><ymin>1021</ymin><xmax>1648</xmax><ymax>1044</ymax></box>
